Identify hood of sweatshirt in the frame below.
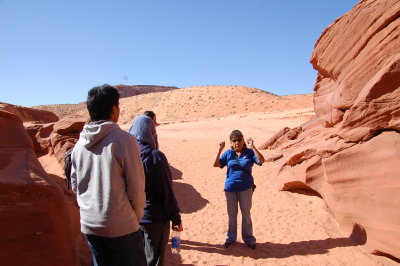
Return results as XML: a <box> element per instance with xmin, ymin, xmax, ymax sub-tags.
<box><xmin>80</xmin><ymin>120</ymin><xmax>119</xmax><ymax>149</ymax></box>
<box><xmin>129</xmin><ymin>115</ymin><xmax>157</xmax><ymax>149</ymax></box>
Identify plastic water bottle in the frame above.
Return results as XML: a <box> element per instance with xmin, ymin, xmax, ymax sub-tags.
<box><xmin>171</xmin><ymin>230</ymin><xmax>181</xmax><ymax>255</ymax></box>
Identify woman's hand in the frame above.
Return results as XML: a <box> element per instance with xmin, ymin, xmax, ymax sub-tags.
<box><xmin>214</xmin><ymin>141</ymin><xmax>225</xmax><ymax>167</ymax></box>
<box><xmin>246</xmin><ymin>137</ymin><xmax>254</xmax><ymax>148</ymax></box>
<box><xmin>247</xmin><ymin>137</ymin><xmax>265</xmax><ymax>165</ymax></box>
<box><xmin>219</xmin><ymin>141</ymin><xmax>225</xmax><ymax>151</ymax></box>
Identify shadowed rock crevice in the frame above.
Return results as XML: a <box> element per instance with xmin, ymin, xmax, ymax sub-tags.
<box><xmin>282</xmin><ymin>181</ymin><xmax>322</xmax><ymax>198</ymax></box>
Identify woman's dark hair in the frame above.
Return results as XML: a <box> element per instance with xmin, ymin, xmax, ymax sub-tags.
<box><xmin>87</xmin><ymin>84</ymin><xmax>119</xmax><ymax>121</ymax></box>
<box><xmin>230</xmin><ymin>130</ymin><xmax>246</xmax><ymax>148</ymax></box>
<box><xmin>229</xmin><ymin>130</ymin><xmax>243</xmax><ymax>140</ymax></box>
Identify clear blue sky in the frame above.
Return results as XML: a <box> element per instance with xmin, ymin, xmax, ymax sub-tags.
<box><xmin>1</xmin><ymin>0</ymin><xmax>359</xmax><ymax>107</ymax></box>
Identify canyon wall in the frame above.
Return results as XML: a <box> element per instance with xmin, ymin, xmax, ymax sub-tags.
<box><xmin>262</xmin><ymin>0</ymin><xmax>400</xmax><ymax>260</ymax></box>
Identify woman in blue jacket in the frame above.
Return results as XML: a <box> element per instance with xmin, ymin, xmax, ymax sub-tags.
<box><xmin>213</xmin><ymin>130</ymin><xmax>265</xmax><ymax>250</ymax></box>
<box><xmin>130</xmin><ymin>115</ymin><xmax>183</xmax><ymax>266</ymax></box>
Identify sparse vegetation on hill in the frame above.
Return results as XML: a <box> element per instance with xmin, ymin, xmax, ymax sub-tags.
<box><xmin>31</xmin><ymin>85</ymin><xmax>313</xmax><ymax>125</ymax></box>
<box><xmin>32</xmin><ymin>103</ymin><xmax>86</xmax><ymax>120</ymax></box>
<box><xmin>118</xmin><ymin>85</ymin><xmax>313</xmax><ymax>126</ymax></box>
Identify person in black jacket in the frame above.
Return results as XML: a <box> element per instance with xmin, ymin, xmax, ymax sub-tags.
<box><xmin>129</xmin><ymin>115</ymin><xmax>183</xmax><ymax>266</ymax></box>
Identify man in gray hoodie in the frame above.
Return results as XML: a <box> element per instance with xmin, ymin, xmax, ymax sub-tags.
<box><xmin>71</xmin><ymin>84</ymin><xmax>146</xmax><ymax>266</ymax></box>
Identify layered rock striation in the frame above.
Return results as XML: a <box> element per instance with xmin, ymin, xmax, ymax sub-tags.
<box><xmin>0</xmin><ymin>110</ymin><xmax>85</xmax><ymax>265</ymax></box>
<box><xmin>262</xmin><ymin>0</ymin><xmax>400</xmax><ymax>260</ymax></box>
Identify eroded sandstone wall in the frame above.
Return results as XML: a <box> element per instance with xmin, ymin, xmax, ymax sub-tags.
<box><xmin>262</xmin><ymin>0</ymin><xmax>400</xmax><ymax>260</ymax></box>
<box><xmin>0</xmin><ymin>110</ymin><xmax>86</xmax><ymax>265</ymax></box>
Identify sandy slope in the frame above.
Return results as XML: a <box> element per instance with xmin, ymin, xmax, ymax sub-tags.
<box><xmin>118</xmin><ymin>86</ymin><xmax>313</xmax><ymax>126</ymax></box>
<box><xmin>31</xmin><ymin>86</ymin><xmax>313</xmax><ymax>124</ymax></box>
<box><xmin>143</xmin><ymin>111</ymin><xmax>395</xmax><ymax>266</ymax></box>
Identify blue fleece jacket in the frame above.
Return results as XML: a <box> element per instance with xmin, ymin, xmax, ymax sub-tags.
<box><xmin>139</xmin><ymin>143</ymin><xmax>181</xmax><ymax>225</ymax></box>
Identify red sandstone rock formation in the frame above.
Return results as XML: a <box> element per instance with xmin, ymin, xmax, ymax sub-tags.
<box><xmin>25</xmin><ymin>122</ymin><xmax>55</xmax><ymax>154</ymax></box>
<box><xmin>262</xmin><ymin>0</ymin><xmax>400</xmax><ymax>260</ymax></box>
<box><xmin>24</xmin><ymin>114</ymin><xmax>88</xmax><ymax>163</ymax></box>
<box><xmin>114</xmin><ymin>84</ymin><xmax>179</xmax><ymax>98</ymax></box>
<box><xmin>0</xmin><ymin>102</ymin><xmax>58</xmax><ymax>123</ymax></box>
<box><xmin>0</xmin><ymin>110</ymin><xmax>86</xmax><ymax>265</ymax></box>
<box><xmin>50</xmin><ymin>114</ymin><xmax>88</xmax><ymax>165</ymax></box>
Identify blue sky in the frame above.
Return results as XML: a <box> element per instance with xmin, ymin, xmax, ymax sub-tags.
<box><xmin>0</xmin><ymin>0</ymin><xmax>359</xmax><ymax>107</ymax></box>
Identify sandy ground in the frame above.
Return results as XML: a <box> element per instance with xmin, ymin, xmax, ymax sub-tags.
<box><xmin>41</xmin><ymin>108</ymin><xmax>396</xmax><ymax>265</ymax></box>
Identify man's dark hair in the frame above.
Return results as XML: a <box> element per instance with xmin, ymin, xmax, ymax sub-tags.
<box><xmin>143</xmin><ymin>110</ymin><xmax>156</xmax><ymax>119</ymax></box>
<box><xmin>87</xmin><ymin>84</ymin><xmax>120</xmax><ymax>121</ymax></box>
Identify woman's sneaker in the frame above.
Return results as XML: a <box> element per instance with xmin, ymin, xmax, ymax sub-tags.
<box><xmin>224</xmin><ymin>241</ymin><xmax>235</xmax><ymax>248</ymax></box>
<box><xmin>246</xmin><ymin>242</ymin><xmax>256</xmax><ymax>250</ymax></box>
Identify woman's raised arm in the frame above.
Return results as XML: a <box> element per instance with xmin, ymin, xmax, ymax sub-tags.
<box><xmin>213</xmin><ymin>141</ymin><xmax>225</xmax><ymax>167</ymax></box>
<box><xmin>247</xmin><ymin>137</ymin><xmax>265</xmax><ymax>165</ymax></box>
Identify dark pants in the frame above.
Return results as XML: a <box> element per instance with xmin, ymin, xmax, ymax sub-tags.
<box><xmin>85</xmin><ymin>230</ymin><xmax>146</xmax><ymax>266</ymax></box>
<box><xmin>140</xmin><ymin>222</ymin><xmax>170</xmax><ymax>266</ymax></box>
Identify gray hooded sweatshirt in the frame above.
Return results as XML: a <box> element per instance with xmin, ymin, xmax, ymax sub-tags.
<box><xmin>71</xmin><ymin>121</ymin><xmax>145</xmax><ymax>237</ymax></box>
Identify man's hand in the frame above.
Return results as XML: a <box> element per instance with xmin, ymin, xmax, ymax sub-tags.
<box><xmin>172</xmin><ymin>224</ymin><xmax>183</xmax><ymax>232</ymax></box>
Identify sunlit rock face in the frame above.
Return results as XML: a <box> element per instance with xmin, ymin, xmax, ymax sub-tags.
<box><xmin>263</xmin><ymin>0</ymin><xmax>400</xmax><ymax>260</ymax></box>
<box><xmin>0</xmin><ymin>110</ymin><xmax>84</xmax><ymax>265</ymax></box>
<box><xmin>310</xmin><ymin>0</ymin><xmax>400</xmax><ymax>129</ymax></box>
<box><xmin>0</xmin><ymin>102</ymin><xmax>58</xmax><ymax>123</ymax></box>
<box><xmin>24</xmin><ymin>114</ymin><xmax>87</xmax><ymax>167</ymax></box>
<box><xmin>50</xmin><ymin>114</ymin><xmax>88</xmax><ymax>165</ymax></box>
<box><xmin>25</xmin><ymin>122</ymin><xmax>55</xmax><ymax>154</ymax></box>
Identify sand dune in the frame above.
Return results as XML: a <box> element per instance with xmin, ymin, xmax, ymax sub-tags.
<box><xmin>118</xmin><ymin>85</ymin><xmax>313</xmax><ymax>126</ymax></box>
<box><xmin>32</xmin><ymin>86</ymin><xmax>314</xmax><ymax>126</ymax></box>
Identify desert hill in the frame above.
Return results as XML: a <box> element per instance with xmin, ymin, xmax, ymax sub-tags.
<box><xmin>30</xmin><ymin>85</ymin><xmax>314</xmax><ymax>126</ymax></box>
<box><xmin>31</xmin><ymin>103</ymin><xmax>86</xmax><ymax>120</ymax></box>
<box><xmin>117</xmin><ymin>85</ymin><xmax>313</xmax><ymax>126</ymax></box>
<box><xmin>31</xmin><ymin>84</ymin><xmax>179</xmax><ymax>119</ymax></box>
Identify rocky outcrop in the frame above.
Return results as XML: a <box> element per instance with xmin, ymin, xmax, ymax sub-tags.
<box><xmin>25</xmin><ymin>122</ymin><xmax>55</xmax><ymax>154</ymax></box>
<box><xmin>310</xmin><ymin>0</ymin><xmax>400</xmax><ymax>128</ymax></box>
<box><xmin>0</xmin><ymin>102</ymin><xmax>58</xmax><ymax>123</ymax></box>
<box><xmin>0</xmin><ymin>110</ymin><xmax>86</xmax><ymax>265</ymax></box>
<box><xmin>25</xmin><ymin>114</ymin><xmax>88</xmax><ymax>163</ymax></box>
<box><xmin>114</xmin><ymin>84</ymin><xmax>179</xmax><ymax>98</ymax></box>
<box><xmin>50</xmin><ymin>114</ymin><xmax>88</xmax><ymax>165</ymax></box>
<box><xmin>263</xmin><ymin>0</ymin><xmax>400</xmax><ymax>260</ymax></box>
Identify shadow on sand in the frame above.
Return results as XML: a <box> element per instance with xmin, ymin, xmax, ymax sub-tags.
<box><xmin>176</xmin><ymin>224</ymin><xmax>367</xmax><ymax>260</ymax></box>
<box><xmin>169</xmin><ymin>164</ymin><xmax>209</xmax><ymax>214</ymax></box>
<box><xmin>169</xmin><ymin>164</ymin><xmax>183</xmax><ymax>180</ymax></box>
